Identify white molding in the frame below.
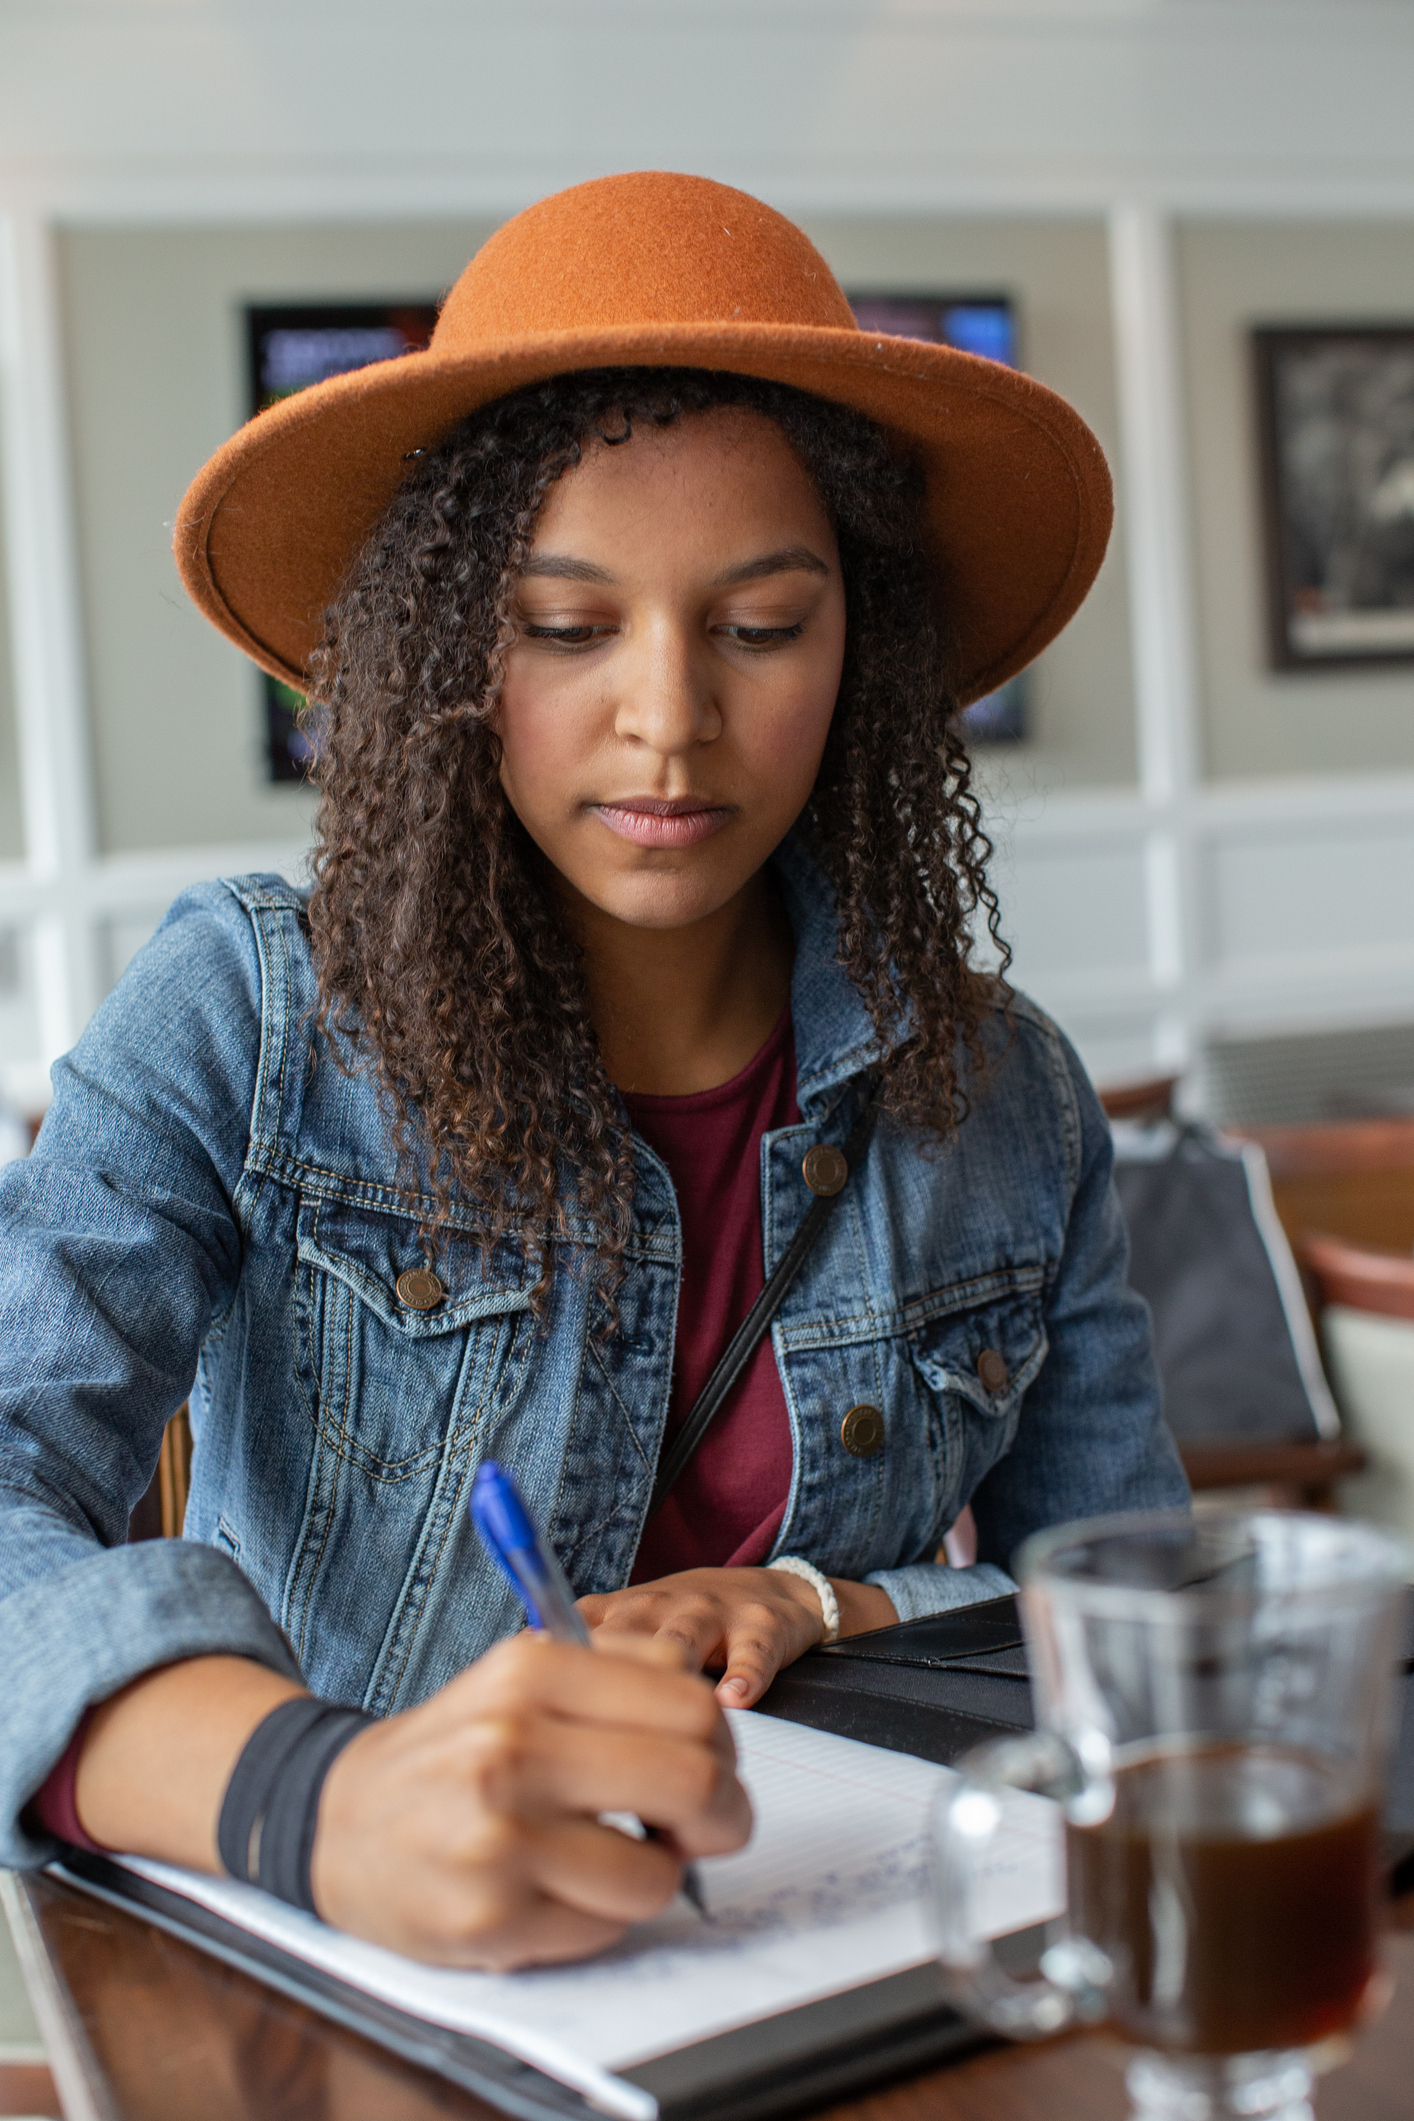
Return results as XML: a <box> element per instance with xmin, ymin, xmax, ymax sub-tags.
<box><xmin>1105</xmin><ymin>205</ymin><xmax>1206</xmax><ymax>1070</ymax></box>
<box><xmin>0</xmin><ymin>843</ymin><xmax>311</xmax><ymax>923</ymax></box>
<box><xmin>10</xmin><ymin>163</ymin><xmax>1414</xmax><ymax>231</ymax></box>
<box><xmin>0</xmin><ymin>208</ymin><xmax>102</xmax><ymax>1065</ymax></box>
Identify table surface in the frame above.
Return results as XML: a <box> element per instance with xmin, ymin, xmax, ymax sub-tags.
<box><xmin>10</xmin><ymin>1871</ymin><xmax>1414</xmax><ymax>2121</ymax></box>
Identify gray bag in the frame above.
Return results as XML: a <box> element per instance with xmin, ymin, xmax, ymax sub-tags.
<box><xmin>1111</xmin><ymin>1122</ymin><xmax>1339</xmax><ymax>1445</ymax></box>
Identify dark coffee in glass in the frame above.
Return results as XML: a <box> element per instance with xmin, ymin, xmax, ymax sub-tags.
<box><xmin>933</xmin><ymin>1511</ymin><xmax>1407</xmax><ymax>2121</ymax></box>
<box><xmin>1066</xmin><ymin>1741</ymin><xmax>1381</xmax><ymax>2055</ymax></box>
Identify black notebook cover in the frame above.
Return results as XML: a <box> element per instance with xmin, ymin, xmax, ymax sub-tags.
<box><xmin>755</xmin><ymin>1595</ymin><xmax>1034</xmax><ymax>1768</ymax></box>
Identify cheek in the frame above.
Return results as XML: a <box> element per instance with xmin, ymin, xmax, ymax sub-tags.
<box><xmin>742</xmin><ymin>657</ymin><xmax>844</xmax><ymax>794</ymax></box>
<box><xmin>495</xmin><ymin>673</ymin><xmax>590</xmax><ymax>818</ymax></box>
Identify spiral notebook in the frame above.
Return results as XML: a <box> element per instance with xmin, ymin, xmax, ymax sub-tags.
<box><xmin>57</xmin><ymin>1708</ymin><xmax>1063</xmax><ymax>2121</ymax></box>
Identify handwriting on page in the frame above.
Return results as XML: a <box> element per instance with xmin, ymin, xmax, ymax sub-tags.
<box><xmin>126</xmin><ymin>1711</ymin><xmax>1062</xmax><ymax>2110</ymax></box>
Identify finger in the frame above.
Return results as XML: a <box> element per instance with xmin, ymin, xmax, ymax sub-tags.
<box><xmin>433</xmin><ymin>1632</ymin><xmax>722</xmax><ymax>1744</ymax></box>
<box><xmin>587</xmin><ymin>1630</ymin><xmax>690</xmax><ymax>1674</ymax></box>
<box><xmin>459</xmin><ymin>1716</ymin><xmax>751</xmax><ymax>1855</ymax></box>
<box><xmin>420</xmin><ymin>1873</ymin><xmax>631</xmax><ymax>1972</ymax></box>
<box><xmin>714</xmin><ymin>1619</ymin><xmax>797</xmax><ymax>1709</ymax></box>
<box><xmin>525</xmin><ymin>1813</ymin><xmax>683</xmax><ymax>1925</ymax></box>
<box><xmin>585</xmin><ymin>1594</ymin><xmax>724</xmax><ymax>1673</ymax></box>
<box><xmin>478</xmin><ymin>1899</ymin><xmax>627</xmax><ymax>1972</ymax></box>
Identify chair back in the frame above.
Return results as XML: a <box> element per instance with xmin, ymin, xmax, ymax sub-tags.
<box><xmin>1299</xmin><ymin>1234</ymin><xmax>1414</xmax><ymax>1555</ymax></box>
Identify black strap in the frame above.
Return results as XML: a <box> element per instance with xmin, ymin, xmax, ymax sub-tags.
<box><xmin>217</xmin><ymin>1696</ymin><xmax>373</xmax><ymax>1915</ymax></box>
<box><xmin>648</xmin><ymin>1092</ymin><xmax>879</xmax><ymax>1518</ymax></box>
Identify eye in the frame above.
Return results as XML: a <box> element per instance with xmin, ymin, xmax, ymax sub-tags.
<box><xmin>521</xmin><ymin>623</ymin><xmax>611</xmax><ymax>646</ymax></box>
<box><xmin>719</xmin><ymin>623</ymin><xmax>807</xmax><ymax>649</ymax></box>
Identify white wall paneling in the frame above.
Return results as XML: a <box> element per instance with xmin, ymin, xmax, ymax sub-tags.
<box><xmin>3</xmin><ymin>2</ymin><xmax>1414</xmax><ymax>1111</ymax></box>
<box><xmin>0</xmin><ymin>207</ymin><xmax>104</xmax><ymax>1102</ymax></box>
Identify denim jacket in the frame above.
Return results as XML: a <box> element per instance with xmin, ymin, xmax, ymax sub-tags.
<box><xmin>0</xmin><ymin>835</ymin><xmax>1186</xmax><ymax>1865</ymax></box>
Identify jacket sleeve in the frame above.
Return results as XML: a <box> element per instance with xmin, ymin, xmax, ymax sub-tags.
<box><xmin>0</xmin><ymin>884</ymin><xmax>301</xmax><ymax>1869</ymax></box>
<box><xmin>965</xmin><ymin>1029</ymin><xmax>1189</xmax><ymax>1581</ymax></box>
<box><xmin>867</xmin><ymin>1025</ymin><xmax>1189</xmax><ymax>1621</ymax></box>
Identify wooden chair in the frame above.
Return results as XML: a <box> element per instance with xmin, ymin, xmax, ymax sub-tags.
<box><xmin>1298</xmin><ymin>1233</ymin><xmax>1414</xmax><ymax>1547</ymax></box>
<box><xmin>127</xmin><ymin>1405</ymin><xmax>192</xmax><ymax>1542</ymax></box>
<box><xmin>1231</xmin><ymin>1116</ymin><xmax>1414</xmax><ymax>1257</ymax></box>
<box><xmin>1097</xmin><ymin>1079</ymin><xmax>1365</xmax><ymax>1508</ymax></box>
<box><xmin>1096</xmin><ymin>1075</ymin><xmax>1179</xmax><ymax>1126</ymax></box>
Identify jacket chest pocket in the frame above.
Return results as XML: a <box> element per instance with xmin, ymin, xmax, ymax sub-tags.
<box><xmin>293</xmin><ymin>1197</ymin><xmax>533</xmax><ymax>1479</ymax></box>
<box><xmin>907</xmin><ymin>1270</ymin><xmax>1049</xmax><ymax>1469</ymax></box>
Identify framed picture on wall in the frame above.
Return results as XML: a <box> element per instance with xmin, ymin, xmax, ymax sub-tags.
<box><xmin>1254</xmin><ymin>324</ymin><xmax>1414</xmax><ymax>669</ymax></box>
<box><xmin>848</xmin><ymin>292</ymin><xmax>1027</xmax><ymax>741</ymax></box>
<box><xmin>245</xmin><ymin>302</ymin><xmax>441</xmax><ymax>780</ymax></box>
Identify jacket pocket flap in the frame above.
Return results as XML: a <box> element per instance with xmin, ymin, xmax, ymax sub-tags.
<box><xmin>296</xmin><ymin>1199</ymin><xmax>532</xmax><ymax>1336</ymax></box>
<box><xmin>908</xmin><ymin>1279</ymin><xmax>1048</xmax><ymax>1415</ymax></box>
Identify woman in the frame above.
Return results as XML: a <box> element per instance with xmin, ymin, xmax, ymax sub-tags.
<box><xmin>0</xmin><ymin>172</ymin><xmax>1186</xmax><ymax>1968</ymax></box>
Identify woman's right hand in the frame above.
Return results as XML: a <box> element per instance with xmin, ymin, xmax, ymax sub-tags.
<box><xmin>310</xmin><ymin>1630</ymin><xmax>751</xmax><ymax>1967</ymax></box>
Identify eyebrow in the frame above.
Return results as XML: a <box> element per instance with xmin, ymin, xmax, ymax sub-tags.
<box><xmin>519</xmin><ymin>554</ymin><xmax>617</xmax><ymax>584</ymax></box>
<box><xmin>517</xmin><ymin>544</ymin><xmax>831</xmax><ymax>588</ymax></box>
<box><xmin>712</xmin><ymin>545</ymin><xmax>831</xmax><ymax>587</ymax></box>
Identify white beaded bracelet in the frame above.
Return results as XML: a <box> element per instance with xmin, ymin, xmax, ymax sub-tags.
<box><xmin>768</xmin><ymin>1556</ymin><xmax>841</xmax><ymax>1645</ymax></box>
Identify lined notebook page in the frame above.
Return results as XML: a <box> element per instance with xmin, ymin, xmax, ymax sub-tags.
<box><xmin>123</xmin><ymin>1712</ymin><xmax>1062</xmax><ymax>2118</ymax></box>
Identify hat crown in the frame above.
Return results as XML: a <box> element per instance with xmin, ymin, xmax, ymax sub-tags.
<box><xmin>434</xmin><ymin>172</ymin><xmax>858</xmax><ymax>348</ymax></box>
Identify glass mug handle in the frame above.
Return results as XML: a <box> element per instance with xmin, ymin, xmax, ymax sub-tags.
<box><xmin>931</xmin><ymin>1730</ymin><xmax>1110</xmax><ymax>2039</ymax></box>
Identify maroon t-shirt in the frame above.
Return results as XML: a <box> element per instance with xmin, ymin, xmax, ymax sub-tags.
<box><xmin>625</xmin><ymin>1008</ymin><xmax>800</xmax><ymax>1581</ymax></box>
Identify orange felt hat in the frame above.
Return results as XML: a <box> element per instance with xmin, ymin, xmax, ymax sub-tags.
<box><xmin>174</xmin><ymin>171</ymin><xmax>1112</xmax><ymax>707</ymax></box>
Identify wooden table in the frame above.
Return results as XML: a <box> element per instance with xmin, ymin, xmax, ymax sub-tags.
<box><xmin>6</xmin><ymin>1872</ymin><xmax>1414</xmax><ymax>2121</ymax></box>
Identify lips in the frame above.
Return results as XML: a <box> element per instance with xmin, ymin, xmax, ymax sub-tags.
<box><xmin>591</xmin><ymin>798</ymin><xmax>731</xmax><ymax>849</ymax></box>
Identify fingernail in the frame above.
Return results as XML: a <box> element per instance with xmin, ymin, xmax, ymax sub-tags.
<box><xmin>719</xmin><ymin>1677</ymin><xmax>749</xmax><ymax>1700</ymax></box>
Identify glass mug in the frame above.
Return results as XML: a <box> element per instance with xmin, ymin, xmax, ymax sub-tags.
<box><xmin>931</xmin><ymin>1510</ymin><xmax>1408</xmax><ymax>2121</ymax></box>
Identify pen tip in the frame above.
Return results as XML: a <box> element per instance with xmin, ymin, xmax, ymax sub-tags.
<box><xmin>682</xmin><ymin>1867</ymin><xmax>711</xmax><ymax>1920</ymax></box>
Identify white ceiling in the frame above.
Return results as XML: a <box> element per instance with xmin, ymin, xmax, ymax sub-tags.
<box><xmin>1</xmin><ymin>0</ymin><xmax>1412</xmax><ymax>221</ymax></box>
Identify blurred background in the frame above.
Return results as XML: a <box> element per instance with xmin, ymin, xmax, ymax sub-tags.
<box><xmin>3</xmin><ymin>11</ymin><xmax>1414</xmax><ymax>1459</ymax></box>
<box><xmin>4</xmin><ymin>0</ymin><xmax>1414</xmax><ymax>1128</ymax></box>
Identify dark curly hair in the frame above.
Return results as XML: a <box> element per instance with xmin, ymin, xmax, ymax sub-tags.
<box><xmin>304</xmin><ymin>367</ymin><xmax>1008</xmax><ymax>1308</ymax></box>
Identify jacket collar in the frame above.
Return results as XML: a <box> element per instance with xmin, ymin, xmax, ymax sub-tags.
<box><xmin>771</xmin><ymin>831</ymin><xmax>891</xmax><ymax>1116</ymax></box>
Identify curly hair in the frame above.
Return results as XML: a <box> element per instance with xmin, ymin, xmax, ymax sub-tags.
<box><xmin>304</xmin><ymin>367</ymin><xmax>1008</xmax><ymax>1309</ymax></box>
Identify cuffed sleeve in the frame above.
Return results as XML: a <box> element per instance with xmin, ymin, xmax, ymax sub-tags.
<box><xmin>0</xmin><ymin>882</ymin><xmax>288</xmax><ymax>1865</ymax></box>
<box><xmin>4</xmin><ymin>1540</ymin><xmax>300</xmax><ymax>1866</ymax></box>
<box><xmin>864</xmin><ymin>1558</ymin><xmax>1016</xmax><ymax>1622</ymax></box>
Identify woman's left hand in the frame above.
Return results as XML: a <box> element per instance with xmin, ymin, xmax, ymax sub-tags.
<box><xmin>577</xmin><ymin>1569</ymin><xmax>897</xmax><ymax>1708</ymax></box>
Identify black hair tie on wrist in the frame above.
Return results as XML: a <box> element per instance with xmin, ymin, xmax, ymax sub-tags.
<box><xmin>217</xmin><ymin>1696</ymin><xmax>373</xmax><ymax>1915</ymax></box>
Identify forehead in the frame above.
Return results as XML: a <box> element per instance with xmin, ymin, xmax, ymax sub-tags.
<box><xmin>528</xmin><ymin>404</ymin><xmax>832</xmax><ymax>549</ymax></box>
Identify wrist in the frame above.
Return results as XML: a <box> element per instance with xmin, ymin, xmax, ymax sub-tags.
<box><xmin>219</xmin><ymin>1696</ymin><xmax>374</xmax><ymax>1915</ymax></box>
<box><xmin>766</xmin><ymin>1557</ymin><xmax>839</xmax><ymax>1643</ymax></box>
<box><xmin>831</xmin><ymin>1578</ymin><xmax>897</xmax><ymax>1638</ymax></box>
<box><xmin>76</xmin><ymin>1657</ymin><xmax>306</xmax><ymax>1869</ymax></box>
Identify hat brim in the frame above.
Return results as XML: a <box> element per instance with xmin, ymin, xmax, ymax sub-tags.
<box><xmin>174</xmin><ymin>321</ymin><xmax>1112</xmax><ymax>708</ymax></box>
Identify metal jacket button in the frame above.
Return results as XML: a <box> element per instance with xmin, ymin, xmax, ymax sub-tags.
<box><xmin>396</xmin><ymin>1267</ymin><xmax>445</xmax><ymax>1311</ymax></box>
<box><xmin>840</xmin><ymin>1403</ymin><xmax>885</xmax><ymax>1458</ymax></box>
<box><xmin>802</xmin><ymin>1144</ymin><xmax>848</xmax><ymax>1197</ymax></box>
<box><xmin>977</xmin><ymin>1348</ymin><xmax>1008</xmax><ymax>1394</ymax></box>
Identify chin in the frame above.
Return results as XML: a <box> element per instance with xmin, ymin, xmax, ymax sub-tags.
<box><xmin>595</xmin><ymin>872</ymin><xmax>742</xmax><ymax>932</ymax></box>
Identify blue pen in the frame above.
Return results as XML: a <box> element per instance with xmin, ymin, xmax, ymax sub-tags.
<box><xmin>471</xmin><ymin>1460</ymin><xmax>708</xmax><ymax>1918</ymax></box>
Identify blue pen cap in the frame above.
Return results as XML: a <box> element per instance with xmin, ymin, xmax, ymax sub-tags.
<box><xmin>471</xmin><ymin>1460</ymin><xmax>538</xmax><ymax>1557</ymax></box>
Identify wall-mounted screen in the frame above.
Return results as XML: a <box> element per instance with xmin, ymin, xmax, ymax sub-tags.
<box><xmin>246</xmin><ymin>302</ymin><xmax>440</xmax><ymax>780</ymax></box>
<box><xmin>847</xmin><ymin>293</ymin><xmax>1026</xmax><ymax>743</ymax></box>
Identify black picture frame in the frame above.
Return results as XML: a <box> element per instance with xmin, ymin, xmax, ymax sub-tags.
<box><xmin>245</xmin><ymin>301</ymin><xmax>441</xmax><ymax>781</ymax></box>
<box><xmin>1253</xmin><ymin>323</ymin><xmax>1414</xmax><ymax>671</ymax></box>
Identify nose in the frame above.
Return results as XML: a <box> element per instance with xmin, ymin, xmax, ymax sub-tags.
<box><xmin>612</xmin><ymin>614</ymin><xmax>722</xmax><ymax>759</ymax></box>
